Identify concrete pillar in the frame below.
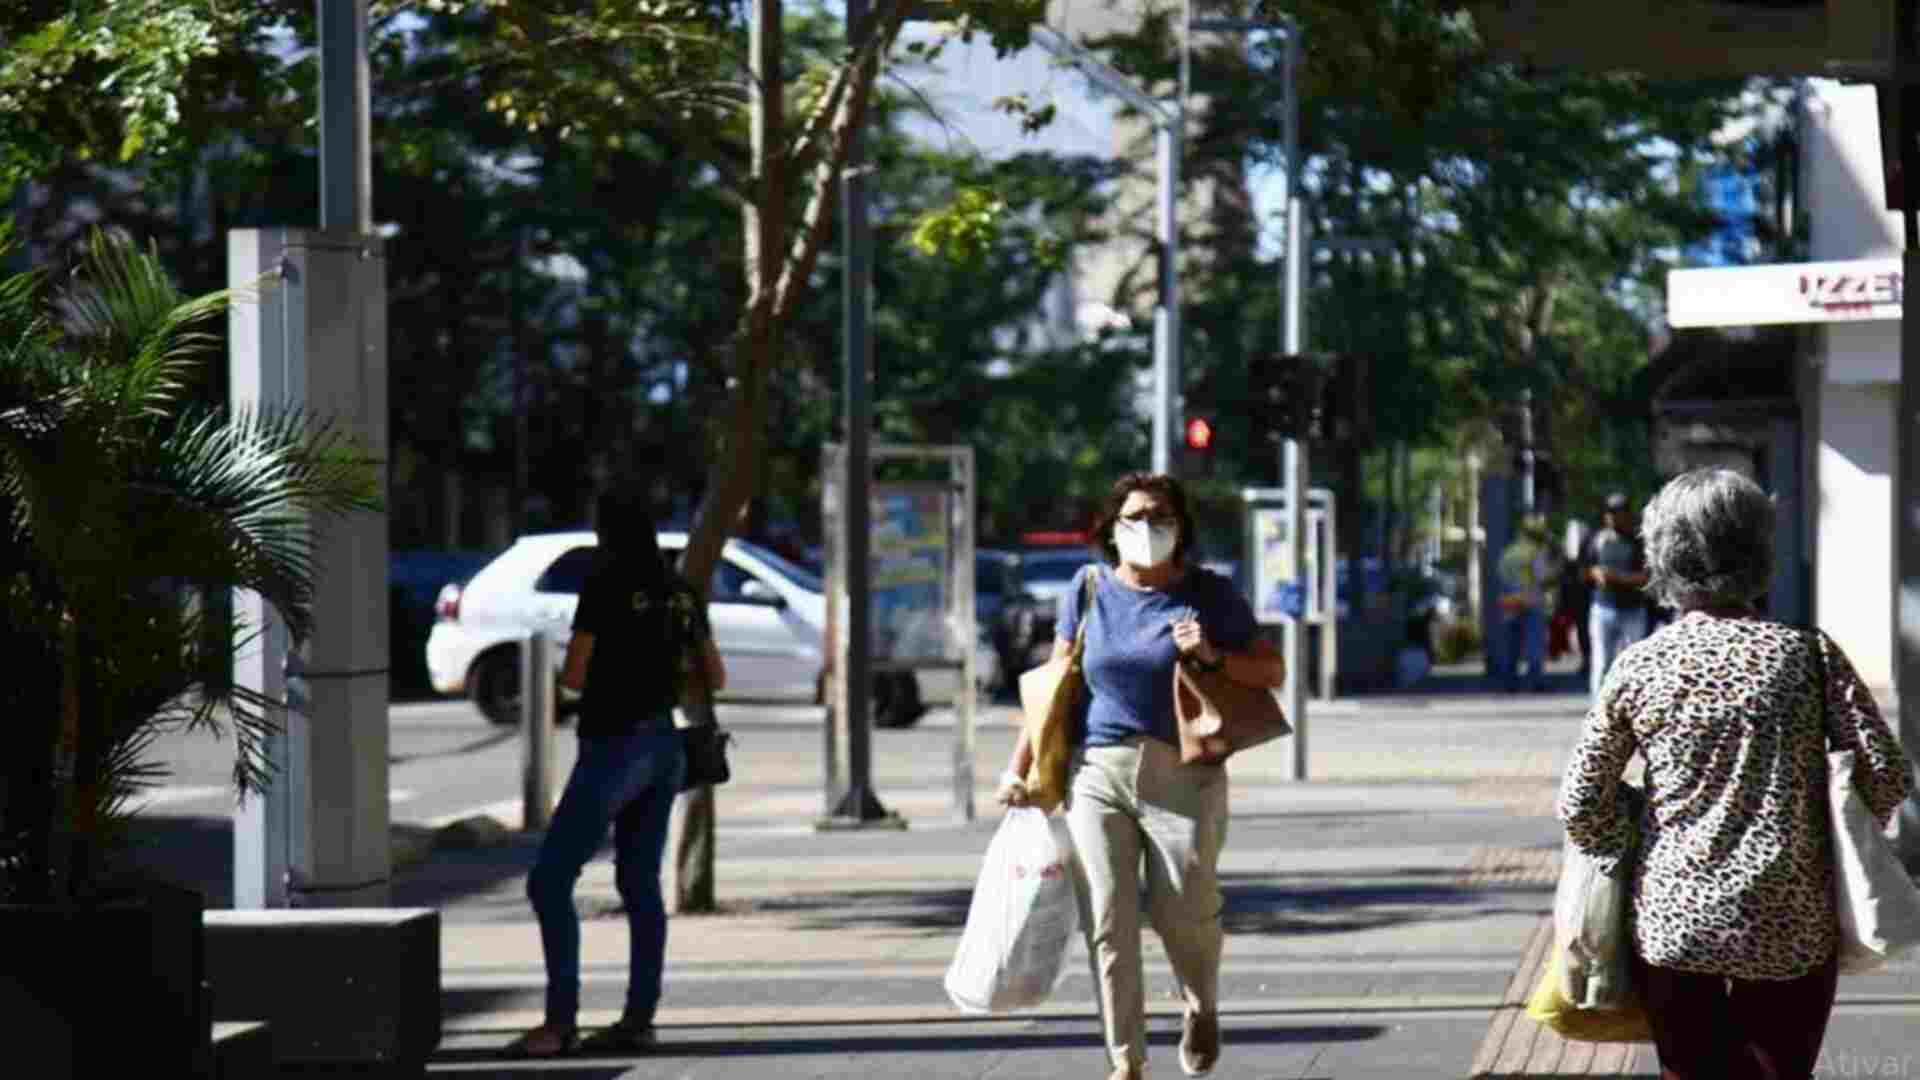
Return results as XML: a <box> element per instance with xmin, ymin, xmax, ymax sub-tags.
<box><xmin>229</xmin><ymin>228</ymin><xmax>391</xmax><ymax>907</ymax></box>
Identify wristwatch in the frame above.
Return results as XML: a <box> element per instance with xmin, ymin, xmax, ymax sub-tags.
<box><xmin>1182</xmin><ymin>652</ymin><xmax>1224</xmax><ymax>675</ymax></box>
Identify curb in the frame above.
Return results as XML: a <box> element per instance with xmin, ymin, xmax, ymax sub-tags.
<box><xmin>390</xmin><ymin>814</ymin><xmax>516</xmax><ymax>872</ymax></box>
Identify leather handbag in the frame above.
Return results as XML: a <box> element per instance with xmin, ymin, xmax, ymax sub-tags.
<box><xmin>1015</xmin><ymin>569</ymin><xmax>1096</xmax><ymax>812</ymax></box>
<box><xmin>680</xmin><ymin>721</ymin><xmax>734</xmax><ymax>792</ymax></box>
<box><xmin>678</xmin><ymin>637</ymin><xmax>733</xmax><ymax>793</ymax></box>
<box><xmin>1172</xmin><ymin>658</ymin><xmax>1291</xmax><ymax>766</ymax></box>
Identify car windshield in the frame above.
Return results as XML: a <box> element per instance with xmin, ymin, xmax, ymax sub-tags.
<box><xmin>734</xmin><ymin>540</ymin><xmax>824</xmax><ymax>593</ymax></box>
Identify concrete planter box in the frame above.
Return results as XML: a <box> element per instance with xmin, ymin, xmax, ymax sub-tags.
<box><xmin>204</xmin><ymin>908</ymin><xmax>440</xmax><ymax>1078</ymax></box>
<box><xmin>0</xmin><ymin>881</ymin><xmax>210</xmax><ymax>1079</ymax></box>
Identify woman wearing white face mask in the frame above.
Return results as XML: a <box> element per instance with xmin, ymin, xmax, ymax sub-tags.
<box><xmin>998</xmin><ymin>473</ymin><xmax>1284</xmax><ymax>1080</ymax></box>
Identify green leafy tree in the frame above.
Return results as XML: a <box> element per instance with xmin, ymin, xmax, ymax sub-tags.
<box><xmin>1076</xmin><ymin>2</ymin><xmax>1778</xmax><ymax>559</ymax></box>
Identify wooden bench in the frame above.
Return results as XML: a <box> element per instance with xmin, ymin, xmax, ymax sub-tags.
<box><xmin>1467</xmin><ymin>915</ymin><xmax>1654</xmax><ymax>1078</ymax></box>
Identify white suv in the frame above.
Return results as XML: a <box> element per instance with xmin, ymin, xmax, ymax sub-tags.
<box><xmin>426</xmin><ymin>531</ymin><xmax>987</xmax><ymax>727</ymax></box>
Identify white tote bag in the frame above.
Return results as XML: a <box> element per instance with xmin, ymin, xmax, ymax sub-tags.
<box><xmin>1828</xmin><ymin>749</ymin><xmax>1920</xmax><ymax>974</ymax></box>
<box><xmin>1553</xmin><ymin>782</ymin><xmax>1643</xmax><ymax>1010</ymax></box>
<box><xmin>944</xmin><ymin>808</ymin><xmax>1080</xmax><ymax>1013</ymax></box>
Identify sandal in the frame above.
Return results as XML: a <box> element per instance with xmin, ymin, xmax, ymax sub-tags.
<box><xmin>504</xmin><ymin>1024</ymin><xmax>578</xmax><ymax>1059</ymax></box>
<box><xmin>577</xmin><ymin>1019</ymin><xmax>657</xmax><ymax>1055</ymax></box>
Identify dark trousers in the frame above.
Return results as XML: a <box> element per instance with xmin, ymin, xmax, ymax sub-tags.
<box><xmin>1632</xmin><ymin>948</ymin><xmax>1839</xmax><ymax>1080</ymax></box>
<box><xmin>527</xmin><ymin>729</ymin><xmax>685</xmax><ymax>1028</ymax></box>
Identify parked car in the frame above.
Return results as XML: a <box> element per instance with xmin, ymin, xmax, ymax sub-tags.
<box><xmin>427</xmin><ymin>530</ymin><xmax>947</xmax><ymax>727</ymax></box>
<box><xmin>976</xmin><ymin>548</ymin><xmax>1036</xmax><ymax>690</ymax></box>
<box><xmin>390</xmin><ymin>549</ymin><xmax>497</xmax><ymax>698</ymax></box>
<box><xmin>1017</xmin><ymin>545</ymin><xmax>1101</xmax><ymax>654</ymax></box>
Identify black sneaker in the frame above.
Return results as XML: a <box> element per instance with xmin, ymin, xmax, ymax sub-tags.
<box><xmin>577</xmin><ymin>1020</ymin><xmax>656</xmax><ymax>1055</ymax></box>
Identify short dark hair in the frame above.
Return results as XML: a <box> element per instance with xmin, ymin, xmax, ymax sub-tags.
<box><xmin>1089</xmin><ymin>472</ymin><xmax>1197</xmax><ymax>567</ymax></box>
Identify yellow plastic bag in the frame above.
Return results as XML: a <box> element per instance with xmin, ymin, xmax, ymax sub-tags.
<box><xmin>1523</xmin><ymin>943</ymin><xmax>1654</xmax><ymax>1043</ymax></box>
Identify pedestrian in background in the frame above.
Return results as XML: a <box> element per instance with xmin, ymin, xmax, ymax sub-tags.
<box><xmin>510</xmin><ymin>490</ymin><xmax>726</xmax><ymax>1059</ymax></box>
<box><xmin>1560</xmin><ymin>518</ymin><xmax>1594</xmax><ymax>677</ymax></box>
<box><xmin>1584</xmin><ymin>492</ymin><xmax>1649</xmax><ymax>697</ymax></box>
<box><xmin>997</xmin><ymin>472</ymin><xmax>1283</xmax><ymax>1080</ymax></box>
<box><xmin>1496</xmin><ymin>515</ymin><xmax>1557</xmax><ymax>692</ymax></box>
<box><xmin>1558</xmin><ymin>468</ymin><xmax>1912</xmax><ymax>1079</ymax></box>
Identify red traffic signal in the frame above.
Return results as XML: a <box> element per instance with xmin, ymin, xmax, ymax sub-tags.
<box><xmin>1184</xmin><ymin>416</ymin><xmax>1215</xmax><ymax>452</ymax></box>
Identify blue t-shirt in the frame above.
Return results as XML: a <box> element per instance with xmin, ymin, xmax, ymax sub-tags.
<box><xmin>1056</xmin><ymin>564</ymin><xmax>1259</xmax><ymax>748</ymax></box>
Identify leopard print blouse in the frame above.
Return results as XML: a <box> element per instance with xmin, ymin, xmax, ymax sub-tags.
<box><xmin>1557</xmin><ymin>612</ymin><xmax>1914</xmax><ymax>981</ymax></box>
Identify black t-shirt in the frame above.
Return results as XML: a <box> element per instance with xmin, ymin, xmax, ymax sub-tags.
<box><xmin>571</xmin><ymin>561</ymin><xmax>710</xmax><ymax>738</ymax></box>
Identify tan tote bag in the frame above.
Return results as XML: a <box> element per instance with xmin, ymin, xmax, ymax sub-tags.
<box><xmin>1016</xmin><ymin>570</ymin><xmax>1096</xmax><ymax>812</ymax></box>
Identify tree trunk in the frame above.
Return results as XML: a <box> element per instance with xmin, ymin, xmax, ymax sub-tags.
<box><xmin>671</xmin><ymin>0</ymin><xmax>784</xmax><ymax>915</ymax></box>
<box><xmin>667</xmin><ymin>0</ymin><xmax>906</xmax><ymax>913</ymax></box>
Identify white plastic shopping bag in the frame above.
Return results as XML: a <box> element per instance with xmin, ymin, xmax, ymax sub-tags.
<box><xmin>944</xmin><ymin>807</ymin><xmax>1079</xmax><ymax>1013</ymax></box>
<box><xmin>1553</xmin><ymin>782</ymin><xmax>1643</xmax><ymax>1011</ymax></box>
<box><xmin>1829</xmin><ymin>749</ymin><xmax>1920</xmax><ymax>974</ymax></box>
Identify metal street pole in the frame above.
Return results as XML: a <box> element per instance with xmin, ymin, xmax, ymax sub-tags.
<box><xmin>318</xmin><ymin>3</ymin><xmax>371</xmax><ymax>236</ymax></box>
<box><xmin>1283</xmin><ymin>193</ymin><xmax>1309</xmax><ymax>781</ymax></box>
<box><xmin>1155</xmin><ymin>122</ymin><xmax>1182</xmax><ymax>476</ymax></box>
<box><xmin>1891</xmin><ymin>3</ymin><xmax>1920</xmax><ymax>871</ymax></box>
<box><xmin>1519</xmin><ymin>387</ymin><xmax>1537</xmax><ymax>515</ymax></box>
<box><xmin>1030</xmin><ymin>27</ymin><xmax>1181</xmax><ymax>475</ymax></box>
<box><xmin>1185</xmin><ymin>11</ymin><xmax>1306</xmax><ymax>772</ymax></box>
<box><xmin>826</xmin><ymin>0</ymin><xmax>892</xmax><ymax>825</ymax></box>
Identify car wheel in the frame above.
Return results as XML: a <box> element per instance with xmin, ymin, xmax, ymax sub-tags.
<box><xmin>469</xmin><ymin>648</ymin><xmax>521</xmax><ymax>725</ymax></box>
<box><xmin>872</xmin><ymin>670</ymin><xmax>925</xmax><ymax>729</ymax></box>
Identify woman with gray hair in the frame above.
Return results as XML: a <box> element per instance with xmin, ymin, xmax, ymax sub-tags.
<box><xmin>1557</xmin><ymin>467</ymin><xmax>1912</xmax><ymax>1079</ymax></box>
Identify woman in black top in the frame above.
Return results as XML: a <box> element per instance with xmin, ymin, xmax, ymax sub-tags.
<box><xmin>509</xmin><ymin>492</ymin><xmax>724</xmax><ymax>1058</ymax></box>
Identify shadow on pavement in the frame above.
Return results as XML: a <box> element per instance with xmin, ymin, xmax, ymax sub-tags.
<box><xmin>692</xmin><ymin>869</ymin><xmax>1551</xmax><ymax>938</ymax></box>
<box><xmin>430</xmin><ymin>1019</ymin><xmax>1384</xmax><ymax>1069</ymax></box>
<box><xmin>392</xmin><ymin>833</ymin><xmax>545</xmax><ymax>911</ymax></box>
<box><xmin>1219</xmin><ymin>874</ymin><xmax>1546</xmax><ymax>938</ymax></box>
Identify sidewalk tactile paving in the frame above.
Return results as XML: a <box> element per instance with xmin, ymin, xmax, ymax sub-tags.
<box><xmin>1459</xmin><ymin>846</ymin><xmax>1562</xmax><ymax>888</ymax></box>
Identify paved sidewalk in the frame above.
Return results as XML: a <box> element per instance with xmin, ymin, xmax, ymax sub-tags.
<box><xmin>389</xmin><ymin>666</ymin><xmax>1920</xmax><ymax>1079</ymax></box>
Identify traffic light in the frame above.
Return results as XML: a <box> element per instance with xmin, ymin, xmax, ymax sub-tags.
<box><xmin>1184</xmin><ymin>415</ymin><xmax>1216</xmax><ymax>454</ymax></box>
<box><xmin>1249</xmin><ymin>352</ymin><xmax>1379</xmax><ymax>445</ymax></box>
<box><xmin>1319</xmin><ymin>351</ymin><xmax>1372</xmax><ymax>447</ymax></box>
<box><xmin>1250</xmin><ymin>353</ymin><xmax>1328</xmax><ymax>443</ymax></box>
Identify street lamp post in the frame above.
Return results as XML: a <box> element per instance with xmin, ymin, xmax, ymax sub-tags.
<box><xmin>827</xmin><ymin>0</ymin><xmax>890</xmax><ymax>826</ymax></box>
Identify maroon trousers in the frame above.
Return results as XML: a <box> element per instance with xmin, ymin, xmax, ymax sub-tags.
<box><xmin>1632</xmin><ymin>949</ymin><xmax>1840</xmax><ymax>1080</ymax></box>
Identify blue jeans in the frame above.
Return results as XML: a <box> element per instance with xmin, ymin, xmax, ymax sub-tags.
<box><xmin>527</xmin><ymin>727</ymin><xmax>685</xmax><ymax>1029</ymax></box>
<box><xmin>1588</xmin><ymin>604</ymin><xmax>1648</xmax><ymax>699</ymax></box>
<box><xmin>1503</xmin><ymin>609</ymin><xmax>1546</xmax><ymax>689</ymax></box>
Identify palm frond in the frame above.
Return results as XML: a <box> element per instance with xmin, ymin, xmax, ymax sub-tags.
<box><xmin>131</xmin><ymin>407</ymin><xmax>382</xmax><ymax>640</ymax></box>
<box><xmin>53</xmin><ymin>230</ymin><xmax>238</xmax><ymax>427</ymax></box>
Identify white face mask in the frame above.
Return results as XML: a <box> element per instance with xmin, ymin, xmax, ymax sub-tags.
<box><xmin>1114</xmin><ymin>519</ymin><xmax>1179</xmax><ymax>567</ymax></box>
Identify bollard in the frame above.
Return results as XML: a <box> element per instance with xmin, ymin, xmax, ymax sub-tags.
<box><xmin>522</xmin><ymin>631</ymin><xmax>557</xmax><ymax>830</ymax></box>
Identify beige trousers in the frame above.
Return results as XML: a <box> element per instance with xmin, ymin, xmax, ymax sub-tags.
<box><xmin>1066</xmin><ymin>736</ymin><xmax>1229</xmax><ymax>1071</ymax></box>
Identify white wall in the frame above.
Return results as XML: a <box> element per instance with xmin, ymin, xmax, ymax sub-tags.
<box><xmin>1805</xmin><ymin>81</ymin><xmax>1902</xmax><ymax>261</ymax></box>
<box><xmin>1804</xmin><ymin>81</ymin><xmax>1900</xmax><ymax>693</ymax></box>
<box><xmin>1815</xmin><ymin>384</ymin><xmax>1895</xmax><ymax>689</ymax></box>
